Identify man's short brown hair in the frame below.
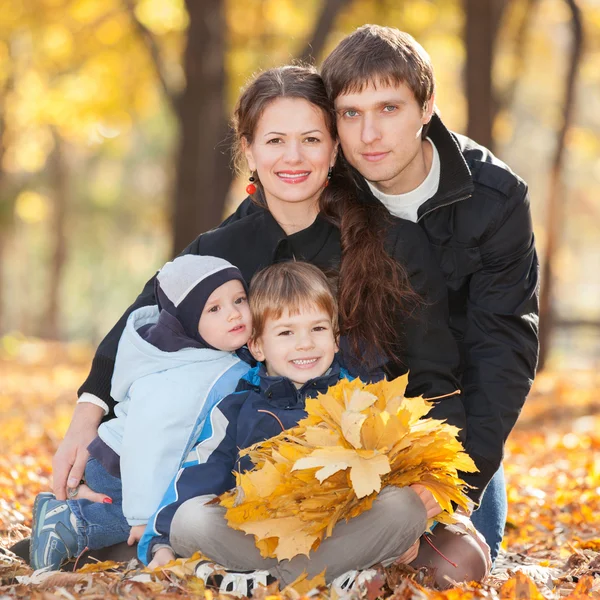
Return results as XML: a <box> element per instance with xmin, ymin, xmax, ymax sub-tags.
<box><xmin>321</xmin><ymin>24</ymin><xmax>435</xmax><ymax>110</ymax></box>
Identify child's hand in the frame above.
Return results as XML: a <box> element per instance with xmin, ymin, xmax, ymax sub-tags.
<box><xmin>410</xmin><ymin>484</ymin><xmax>442</xmax><ymax>519</ymax></box>
<box><xmin>148</xmin><ymin>547</ymin><xmax>176</xmax><ymax>569</ymax></box>
<box><xmin>394</xmin><ymin>539</ymin><xmax>420</xmax><ymax>564</ymax></box>
<box><xmin>127</xmin><ymin>524</ymin><xmax>147</xmax><ymax>546</ymax></box>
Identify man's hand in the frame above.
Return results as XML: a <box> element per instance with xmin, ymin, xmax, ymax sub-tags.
<box><xmin>128</xmin><ymin>525</ymin><xmax>147</xmax><ymax>546</ymax></box>
<box><xmin>148</xmin><ymin>547</ymin><xmax>176</xmax><ymax>569</ymax></box>
<box><xmin>394</xmin><ymin>539</ymin><xmax>420</xmax><ymax>564</ymax></box>
<box><xmin>53</xmin><ymin>402</ymin><xmax>104</xmax><ymax>500</ymax></box>
<box><xmin>410</xmin><ymin>484</ymin><xmax>442</xmax><ymax>520</ymax></box>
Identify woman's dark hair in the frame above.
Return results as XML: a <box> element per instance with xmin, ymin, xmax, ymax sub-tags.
<box><xmin>232</xmin><ymin>65</ymin><xmax>420</xmax><ymax>367</ymax></box>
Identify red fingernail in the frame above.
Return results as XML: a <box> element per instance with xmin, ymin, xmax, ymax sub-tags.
<box><xmin>103</xmin><ymin>497</ymin><xmax>113</xmax><ymax>504</ymax></box>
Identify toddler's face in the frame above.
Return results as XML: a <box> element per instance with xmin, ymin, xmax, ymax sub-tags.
<box><xmin>198</xmin><ymin>280</ymin><xmax>251</xmax><ymax>351</ymax></box>
<box><xmin>249</xmin><ymin>304</ymin><xmax>337</xmax><ymax>388</ymax></box>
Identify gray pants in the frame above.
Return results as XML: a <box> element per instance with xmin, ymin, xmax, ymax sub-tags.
<box><xmin>170</xmin><ymin>486</ymin><xmax>427</xmax><ymax>585</ymax></box>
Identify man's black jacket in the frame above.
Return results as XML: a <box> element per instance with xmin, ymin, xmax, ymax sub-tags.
<box><xmin>79</xmin><ymin>114</ymin><xmax>538</xmax><ymax>503</ymax></box>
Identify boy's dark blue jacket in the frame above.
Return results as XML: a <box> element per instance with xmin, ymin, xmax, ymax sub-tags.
<box><xmin>138</xmin><ymin>361</ymin><xmax>350</xmax><ymax>564</ymax></box>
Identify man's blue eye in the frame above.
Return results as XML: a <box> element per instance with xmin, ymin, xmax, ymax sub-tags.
<box><xmin>344</xmin><ymin>110</ymin><xmax>358</xmax><ymax>118</ymax></box>
<box><xmin>383</xmin><ymin>105</ymin><xmax>397</xmax><ymax>113</ymax></box>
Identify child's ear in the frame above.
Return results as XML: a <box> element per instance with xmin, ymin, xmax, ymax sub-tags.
<box><xmin>248</xmin><ymin>337</ymin><xmax>265</xmax><ymax>362</ymax></box>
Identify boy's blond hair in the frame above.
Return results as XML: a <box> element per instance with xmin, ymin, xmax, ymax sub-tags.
<box><xmin>249</xmin><ymin>262</ymin><xmax>338</xmax><ymax>340</ymax></box>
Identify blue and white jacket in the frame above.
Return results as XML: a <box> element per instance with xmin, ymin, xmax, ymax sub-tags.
<box><xmin>98</xmin><ymin>305</ymin><xmax>251</xmax><ymax>526</ymax></box>
<box><xmin>138</xmin><ymin>360</ymin><xmax>350</xmax><ymax>563</ymax></box>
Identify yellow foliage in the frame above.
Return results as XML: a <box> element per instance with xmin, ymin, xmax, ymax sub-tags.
<box><xmin>220</xmin><ymin>376</ymin><xmax>476</xmax><ymax>562</ymax></box>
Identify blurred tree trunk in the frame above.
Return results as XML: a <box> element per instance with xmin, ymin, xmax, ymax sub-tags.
<box><xmin>298</xmin><ymin>0</ymin><xmax>353</xmax><ymax>63</ymax></box>
<box><xmin>496</xmin><ymin>0</ymin><xmax>541</xmax><ymax>112</ymax></box>
<box><xmin>171</xmin><ymin>0</ymin><xmax>230</xmax><ymax>254</ymax></box>
<box><xmin>43</xmin><ymin>129</ymin><xmax>69</xmax><ymax>340</ymax></box>
<box><xmin>538</xmin><ymin>0</ymin><xmax>583</xmax><ymax>369</ymax></box>
<box><xmin>464</xmin><ymin>0</ymin><xmax>507</xmax><ymax>151</ymax></box>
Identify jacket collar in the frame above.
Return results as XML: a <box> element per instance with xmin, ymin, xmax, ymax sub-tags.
<box><xmin>351</xmin><ymin>114</ymin><xmax>474</xmax><ymax>219</ymax></box>
<box><xmin>253</xmin><ymin>207</ymin><xmax>335</xmax><ymax>264</ymax></box>
<box><xmin>241</xmin><ymin>359</ymin><xmax>343</xmax><ymax>408</ymax></box>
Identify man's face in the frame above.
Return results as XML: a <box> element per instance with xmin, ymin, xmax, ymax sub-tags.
<box><xmin>334</xmin><ymin>81</ymin><xmax>434</xmax><ymax>195</ymax></box>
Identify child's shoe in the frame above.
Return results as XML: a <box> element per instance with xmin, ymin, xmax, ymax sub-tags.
<box><xmin>195</xmin><ymin>561</ymin><xmax>275</xmax><ymax>597</ymax></box>
<box><xmin>30</xmin><ymin>492</ymin><xmax>79</xmax><ymax>570</ymax></box>
<box><xmin>331</xmin><ymin>569</ymin><xmax>378</xmax><ymax>594</ymax></box>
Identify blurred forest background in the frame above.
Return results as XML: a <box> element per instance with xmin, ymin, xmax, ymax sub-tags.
<box><xmin>1</xmin><ymin>0</ymin><xmax>599</xmax><ymax>369</ymax></box>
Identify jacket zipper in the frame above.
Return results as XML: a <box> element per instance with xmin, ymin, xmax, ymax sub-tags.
<box><xmin>417</xmin><ymin>193</ymin><xmax>472</xmax><ymax>222</ymax></box>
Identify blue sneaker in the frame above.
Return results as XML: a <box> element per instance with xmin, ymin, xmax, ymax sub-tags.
<box><xmin>30</xmin><ymin>493</ymin><xmax>79</xmax><ymax>570</ymax></box>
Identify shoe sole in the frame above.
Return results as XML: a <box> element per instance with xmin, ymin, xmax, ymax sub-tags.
<box><xmin>29</xmin><ymin>493</ymin><xmax>56</xmax><ymax>570</ymax></box>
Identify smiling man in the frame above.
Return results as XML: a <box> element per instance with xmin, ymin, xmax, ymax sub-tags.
<box><xmin>320</xmin><ymin>25</ymin><xmax>539</xmax><ymax>562</ymax></box>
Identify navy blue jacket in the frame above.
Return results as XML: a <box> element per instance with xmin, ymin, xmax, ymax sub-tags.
<box><xmin>138</xmin><ymin>362</ymin><xmax>350</xmax><ymax>563</ymax></box>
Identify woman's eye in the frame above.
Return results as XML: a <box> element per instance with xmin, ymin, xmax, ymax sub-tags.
<box><xmin>305</xmin><ymin>136</ymin><xmax>320</xmax><ymax>143</ymax></box>
<box><xmin>266</xmin><ymin>138</ymin><xmax>282</xmax><ymax>144</ymax></box>
<box><xmin>278</xmin><ymin>330</ymin><xmax>292</xmax><ymax>336</ymax></box>
<box><xmin>313</xmin><ymin>326</ymin><xmax>327</xmax><ymax>332</ymax></box>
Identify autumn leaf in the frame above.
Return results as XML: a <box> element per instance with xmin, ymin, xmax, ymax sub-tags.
<box><xmin>293</xmin><ymin>446</ymin><xmax>391</xmax><ymax>497</ymax></box>
<box><xmin>286</xmin><ymin>569</ymin><xmax>327</xmax><ymax>596</ymax></box>
<box><xmin>499</xmin><ymin>572</ymin><xmax>546</xmax><ymax>599</ymax></box>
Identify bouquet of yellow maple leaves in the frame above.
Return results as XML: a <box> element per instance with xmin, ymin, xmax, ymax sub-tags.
<box><xmin>219</xmin><ymin>375</ymin><xmax>477</xmax><ymax>561</ymax></box>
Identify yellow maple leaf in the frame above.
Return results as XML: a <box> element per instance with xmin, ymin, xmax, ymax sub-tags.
<box><xmin>240</xmin><ymin>516</ymin><xmax>319</xmax><ymax>560</ymax></box>
<box><xmin>293</xmin><ymin>446</ymin><xmax>391</xmax><ymax>498</ymax></box>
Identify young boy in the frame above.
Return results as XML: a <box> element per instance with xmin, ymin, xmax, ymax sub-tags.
<box><xmin>30</xmin><ymin>255</ymin><xmax>253</xmax><ymax>570</ymax></box>
<box><xmin>139</xmin><ymin>262</ymin><xmax>432</xmax><ymax>592</ymax></box>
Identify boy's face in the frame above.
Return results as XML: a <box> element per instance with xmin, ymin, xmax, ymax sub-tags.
<box><xmin>334</xmin><ymin>80</ymin><xmax>434</xmax><ymax>195</ymax></box>
<box><xmin>249</xmin><ymin>305</ymin><xmax>337</xmax><ymax>389</ymax></box>
<box><xmin>198</xmin><ymin>280</ymin><xmax>252</xmax><ymax>351</ymax></box>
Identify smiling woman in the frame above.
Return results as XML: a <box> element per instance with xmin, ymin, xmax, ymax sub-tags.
<box><xmin>241</xmin><ymin>97</ymin><xmax>337</xmax><ymax>234</ymax></box>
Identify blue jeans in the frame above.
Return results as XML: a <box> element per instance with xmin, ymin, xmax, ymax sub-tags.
<box><xmin>67</xmin><ymin>458</ymin><xmax>130</xmax><ymax>553</ymax></box>
<box><xmin>471</xmin><ymin>465</ymin><xmax>507</xmax><ymax>563</ymax></box>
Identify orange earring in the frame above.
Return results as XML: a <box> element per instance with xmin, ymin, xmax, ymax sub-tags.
<box><xmin>246</xmin><ymin>175</ymin><xmax>257</xmax><ymax>195</ymax></box>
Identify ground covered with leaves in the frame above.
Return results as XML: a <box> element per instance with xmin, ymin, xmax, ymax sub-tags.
<box><xmin>0</xmin><ymin>336</ymin><xmax>599</xmax><ymax>598</ymax></box>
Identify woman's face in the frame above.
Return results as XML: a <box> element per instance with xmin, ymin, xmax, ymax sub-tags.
<box><xmin>244</xmin><ymin>97</ymin><xmax>337</xmax><ymax>214</ymax></box>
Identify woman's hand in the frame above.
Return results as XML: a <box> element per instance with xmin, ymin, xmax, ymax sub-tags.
<box><xmin>410</xmin><ymin>484</ymin><xmax>442</xmax><ymax>519</ymax></box>
<box><xmin>394</xmin><ymin>539</ymin><xmax>420</xmax><ymax>564</ymax></box>
<box><xmin>148</xmin><ymin>547</ymin><xmax>176</xmax><ymax>569</ymax></box>
<box><xmin>66</xmin><ymin>482</ymin><xmax>113</xmax><ymax>504</ymax></box>
<box><xmin>128</xmin><ymin>525</ymin><xmax>147</xmax><ymax>546</ymax></box>
<box><xmin>53</xmin><ymin>403</ymin><xmax>104</xmax><ymax>500</ymax></box>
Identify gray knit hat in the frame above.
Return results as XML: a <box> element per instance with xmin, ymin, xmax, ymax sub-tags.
<box><xmin>155</xmin><ymin>255</ymin><xmax>247</xmax><ymax>347</ymax></box>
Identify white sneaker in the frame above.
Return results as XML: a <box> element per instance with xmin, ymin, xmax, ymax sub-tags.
<box><xmin>195</xmin><ymin>561</ymin><xmax>274</xmax><ymax>597</ymax></box>
<box><xmin>331</xmin><ymin>569</ymin><xmax>378</xmax><ymax>594</ymax></box>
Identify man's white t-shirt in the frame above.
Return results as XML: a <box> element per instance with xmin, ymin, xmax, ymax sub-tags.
<box><xmin>366</xmin><ymin>138</ymin><xmax>440</xmax><ymax>223</ymax></box>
